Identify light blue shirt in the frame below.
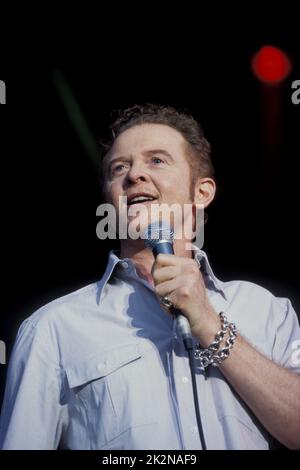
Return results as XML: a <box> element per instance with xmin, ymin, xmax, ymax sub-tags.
<box><xmin>0</xmin><ymin>249</ymin><xmax>299</xmax><ymax>450</ymax></box>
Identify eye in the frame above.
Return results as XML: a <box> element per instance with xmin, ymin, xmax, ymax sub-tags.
<box><xmin>151</xmin><ymin>157</ymin><xmax>164</xmax><ymax>164</ymax></box>
<box><xmin>111</xmin><ymin>163</ymin><xmax>126</xmax><ymax>176</ymax></box>
<box><xmin>115</xmin><ymin>164</ymin><xmax>125</xmax><ymax>171</ymax></box>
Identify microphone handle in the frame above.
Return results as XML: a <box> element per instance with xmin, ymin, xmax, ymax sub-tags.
<box><xmin>153</xmin><ymin>240</ymin><xmax>193</xmax><ymax>347</ymax></box>
<box><xmin>152</xmin><ymin>240</ymin><xmax>175</xmax><ymax>257</ymax></box>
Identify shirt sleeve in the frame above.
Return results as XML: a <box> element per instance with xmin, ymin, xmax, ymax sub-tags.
<box><xmin>271</xmin><ymin>297</ymin><xmax>300</xmax><ymax>374</ymax></box>
<box><xmin>0</xmin><ymin>316</ymin><xmax>67</xmax><ymax>449</ymax></box>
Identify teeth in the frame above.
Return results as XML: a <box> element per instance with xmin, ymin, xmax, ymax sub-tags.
<box><xmin>129</xmin><ymin>196</ymin><xmax>154</xmax><ymax>204</ymax></box>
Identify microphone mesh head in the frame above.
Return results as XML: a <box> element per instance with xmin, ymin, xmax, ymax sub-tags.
<box><xmin>143</xmin><ymin>221</ymin><xmax>174</xmax><ymax>250</ymax></box>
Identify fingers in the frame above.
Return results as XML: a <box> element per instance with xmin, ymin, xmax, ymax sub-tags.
<box><xmin>155</xmin><ymin>278</ymin><xmax>181</xmax><ymax>298</ymax></box>
<box><xmin>153</xmin><ymin>254</ymin><xmax>184</xmax><ymax>267</ymax></box>
<box><xmin>152</xmin><ymin>266</ymin><xmax>179</xmax><ymax>284</ymax></box>
<box><xmin>154</xmin><ymin>253</ymin><xmax>197</xmax><ymax>268</ymax></box>
<box><xmin>152</xmin><ymin>254</ymin><xmax>199</xmax><ymax>281</ymax></box>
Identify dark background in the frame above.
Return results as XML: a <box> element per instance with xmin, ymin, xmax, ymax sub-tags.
<box><xmin>0</xmin><ymin>29</ymin><xmax>299</xmax><ymax>406</ymax></box>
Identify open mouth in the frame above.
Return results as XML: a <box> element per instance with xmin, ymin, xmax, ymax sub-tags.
<box><xmin>127</xmin><ymin>194</ymin><xmax>158</xmax><ymax>206</ymax></box>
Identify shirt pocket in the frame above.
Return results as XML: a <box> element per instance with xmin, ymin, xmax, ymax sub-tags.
<box><xmin>65</xmin><ymin>342</ymin><xmax>157</xmax><ymax>449</ymax></box>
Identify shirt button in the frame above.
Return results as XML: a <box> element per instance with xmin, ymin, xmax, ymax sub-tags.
<box><xmin>121</xmin><ymin>261</ymin><xmax>129</xmax><ymax>269</ymax></box>
<box><xmin>182</xmin><ymin>376</ymin><xmax>189</xmax><ymax>384</ymax></box>
<box><xmin>191</xmin><ymin>425</ymin><xmax>198</xmax><ymax>435</ymax></box>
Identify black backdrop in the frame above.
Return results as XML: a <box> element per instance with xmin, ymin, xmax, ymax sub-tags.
<box><xmin>1</xmin><ymin>29</ymin><xmax>299</xmax><ymax>406</ymax></box>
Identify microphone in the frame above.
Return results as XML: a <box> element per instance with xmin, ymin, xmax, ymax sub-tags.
<box><xmin>143</xmin><ymin>221</ymin><xmax>207</xmax><ymax>449</ymax></box>
<box><xmin>143</xmin><ymin>221</ymin><xmax>193</xmax><ymax>349</ymax></box>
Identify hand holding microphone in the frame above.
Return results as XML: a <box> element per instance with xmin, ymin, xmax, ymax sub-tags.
<box><xmin>143</xmin><ymin>221</ymin><xmax>215</xmax><ymax>348</ymax></box>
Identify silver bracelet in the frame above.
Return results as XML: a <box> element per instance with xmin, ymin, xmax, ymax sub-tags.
<box><xmin>194</xmin><ymin>312</ymin><xmax>237</xmax><ymax>368</ymax></box>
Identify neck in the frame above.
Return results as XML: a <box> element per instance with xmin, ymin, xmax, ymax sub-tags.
<box><xmin>119</xmin><ymin>238</ymin><xmax>193</xmax><ymax>285</ymax></box>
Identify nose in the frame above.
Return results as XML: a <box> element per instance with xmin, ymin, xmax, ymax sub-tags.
<box><xmin>125</xmin><ymin>162</ymin><xmax>149</xmax><ymax>185</ymax></box>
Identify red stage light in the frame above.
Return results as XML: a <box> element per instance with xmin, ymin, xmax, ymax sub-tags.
<box><xmin>251</xmin><ymin>45</ymin><xmax>291</xmax><ymax>85</ymax></box>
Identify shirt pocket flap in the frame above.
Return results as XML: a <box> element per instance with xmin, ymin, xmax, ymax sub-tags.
<box><xmin>66</xmin><ymin>342</ymin><xmax>142</xmax><ymax>389</ymax></box>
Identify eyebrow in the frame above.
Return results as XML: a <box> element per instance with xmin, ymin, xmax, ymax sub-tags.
<box><xmin>106</xmin><ymin>148</ymin><xmax>174</xmax><ymax>172</ymax></box>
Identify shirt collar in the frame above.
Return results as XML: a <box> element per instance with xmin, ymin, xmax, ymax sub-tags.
<box><xmin>96</xmin><ymin>247</ymin><xmax>227</xmax><ymax>304</ymax></box>
<box><xmin>96</xmin><ymin>251</ymin><xmax>123</xmax><ymax>304</ymax></box>
<box><xmin>191</xmin><ymin>245</ymin><xmax>227</xmax><ymax>299</ymax></box>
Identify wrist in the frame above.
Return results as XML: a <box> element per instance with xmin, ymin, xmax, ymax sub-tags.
<box><xmin>194</xmin><ymin>312</ymin><xmax>238</xmax><ymax>368</ymax></box>
<box><xmin>191</xmin><ymin>306</ymin><xmax>221</xmax><ymax>347</ymax></box>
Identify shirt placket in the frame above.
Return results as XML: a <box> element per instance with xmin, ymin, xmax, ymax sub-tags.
<box><xmin>171</xmin><ymin>330</ymin><xmax>207</xmax><ymax>450</ymax></box>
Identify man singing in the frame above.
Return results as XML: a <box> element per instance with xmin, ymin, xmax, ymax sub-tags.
<box><xmin>0</xmin><ymin>104</ymin><xmax>299</xmax><ymax>449</ymax></box>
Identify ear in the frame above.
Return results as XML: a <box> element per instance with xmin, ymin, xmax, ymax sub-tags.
<box><xmin>193</xmin><ymin>177</ymin><xmax>216</xmax><ymax>208</ymax></box>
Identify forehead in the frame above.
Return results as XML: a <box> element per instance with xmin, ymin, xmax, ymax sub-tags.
<box><xmin>105</xmin><ymin>123</ymin><xmax>187</xmax><ymax>161</ymax></box>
